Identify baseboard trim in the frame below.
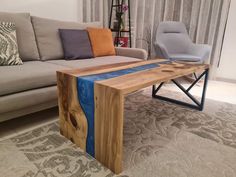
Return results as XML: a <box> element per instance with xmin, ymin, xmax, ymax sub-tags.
<box><xmin>216</xmin><ymin>77</ymin><xmax>236</xmax><ymax>83</ymax></box>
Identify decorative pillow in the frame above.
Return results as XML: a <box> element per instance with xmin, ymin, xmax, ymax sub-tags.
<box><xmin>0</xmin><ymin>22</ymin><xmax>23</xmax><ymax>66</ymax></box>
<box><xmin>59</xmin><ymin>29</ymin><xmax>94</xmax><ymax>59</ymax></box>
<box><xmin>87</xmin><ymin>28</ymin><xmax>116</xmax><ymax>57</ymax></box>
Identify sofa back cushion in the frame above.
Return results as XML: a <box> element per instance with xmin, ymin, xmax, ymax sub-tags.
<box><xmin>31</xmin><ymin>16</ymin><xmax>102</xmax><ymax>60</ymax></box>
<box><xmin>0</xmin><ymin>12</ymin><xmax>40</xmax><ymax>61</ymax></box>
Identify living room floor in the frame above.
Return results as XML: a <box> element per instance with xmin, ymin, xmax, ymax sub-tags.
<box><xmin>0</xmin><ymin>80</ymin><xmax>236</xmax><ymax>141</ymax></box>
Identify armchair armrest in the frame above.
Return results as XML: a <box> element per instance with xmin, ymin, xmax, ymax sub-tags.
<box><xmin>115</xmin><ymin>47</ymin><xmax>148</xmax><ymax>60</ymax></box>
<box><xmin>153</xmin><ymin>42</ymin><xmax>170</xmax><ymax>59</ymax></box>
<box><xmin>189</xmin><ymin>44</ymin><xmax>212</xmax><ymax>62</ymax></box>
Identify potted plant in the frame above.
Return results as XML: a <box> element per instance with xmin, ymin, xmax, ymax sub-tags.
<box><xmin>113</xmin><ymin>4</ymin><xmax>128</xmax><ymax>30</ymax></box>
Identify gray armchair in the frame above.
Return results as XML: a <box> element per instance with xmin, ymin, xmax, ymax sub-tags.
<box><xmin>154</xmin><ymin>21</ymin><xmax>211</xmax><ymax>63</ymax></box>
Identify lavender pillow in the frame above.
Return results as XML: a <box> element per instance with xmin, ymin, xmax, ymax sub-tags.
<box><xmin>59</xmin><ymin>29</ymin><xmax>94</xmax><ymax>59</ymax></box>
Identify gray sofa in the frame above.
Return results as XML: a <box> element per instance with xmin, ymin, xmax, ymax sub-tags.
<box><xmin>0</xmin><ymin>12</ymin><xmax>147</xmax><ymax>122</ymax></box>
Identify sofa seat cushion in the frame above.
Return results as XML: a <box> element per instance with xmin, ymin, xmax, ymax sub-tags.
<box><xmin>0</xmin><ymin>86</ymin><xmax>57</xmax><ymax>114</ymax></box>
<box><xmin>46</xmin><ymin>56</ymin><xmax>141</xmax><ymax>68</ymax></box>
<box><xmin>169</xmin><ymin>54</ymin><xmax>201</xmax><ymax>62</ymax></box>
<box><xmin>0</xmin><ymin>61</ymin><xmax>68</xmax><ymax>96</ymax></box>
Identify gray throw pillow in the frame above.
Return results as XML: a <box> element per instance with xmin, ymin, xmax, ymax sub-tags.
<box><xmin>0</xmin><ymin>22</ymin><xmax>23</xmax><ymax>66</ymax></box>
<box><xmin>59</xmin><ymin>29</ymin><xmax>94</xmax><ymax>59</ymax></box>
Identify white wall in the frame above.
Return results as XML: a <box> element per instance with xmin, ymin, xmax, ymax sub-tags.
<box><xmin>217</xmin><ymin>0</ymin><xmax>236</xmax><ymax>81</ymax></box>
<box><xmin>0</xmin><ymin>0</ymin><xmax>83</xmax><ymax>22</ymax></box>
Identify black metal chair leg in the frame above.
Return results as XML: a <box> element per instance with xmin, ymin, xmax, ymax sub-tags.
<box><xmin>194</xmin><ymin>73</ymin><xmax>198</xmax><ymax>80</ymax></box>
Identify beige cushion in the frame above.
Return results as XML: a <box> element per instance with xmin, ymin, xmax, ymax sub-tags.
<box><xmin>31</xmin><ymin>16</ymin><xmax>102</xmax><ymax>60</ymax></box>
<box><xmin>0</xmin><ymin>56</ymin><xmax>140</xmax><ymax>96</ymax></box>
<box><xmin>0</xmin><ymin>12</ymin><xmax>40</xmax><ymax>61</ymax></box>
<box><xmin>0</xmin><ymin>61</ymin><xmax>68</xmax><ymax>96</ymax></box>
<box><xmin>46</xmin><ymin>56</ymin><xmax>141</xmax><ymax>68</ymax></box>
<box><xmin>0</xmin><ymin>86</ymin><xmax>57</xmax><ymax>114</ymax></box>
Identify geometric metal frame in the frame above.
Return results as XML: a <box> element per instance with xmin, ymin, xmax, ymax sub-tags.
<box><xmin>152</xmin><ymin>69</ymin><xmax>209</xmax><ymax>111</ymax></box>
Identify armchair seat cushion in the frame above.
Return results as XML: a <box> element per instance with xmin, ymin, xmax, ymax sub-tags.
<box><xmin>0</xmin><ymin>61</ymin><xmax>68</xmax><ymax>96</ymax></box>
<box><xmin>169</xmin><ymin>54</ymin><xmax>202</xmax><ymax>62</ymax></box>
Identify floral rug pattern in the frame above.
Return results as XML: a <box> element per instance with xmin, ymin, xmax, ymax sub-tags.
<box><xmin>1</xmin><ymin>88</ymin><xmax>236</xmax><ymax>177</ymax></box>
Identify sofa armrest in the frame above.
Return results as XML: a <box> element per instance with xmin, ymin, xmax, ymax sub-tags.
<box><xmin>115</xmin><ymin>47</ymin><xmax>148</xmax><ymax>60</ymax></box>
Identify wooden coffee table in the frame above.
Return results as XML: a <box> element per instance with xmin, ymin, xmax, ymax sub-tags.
<box><xmin>57</xmin><ymin>59</ymin><xmax>209</xmax><ymax>174</ymax></box>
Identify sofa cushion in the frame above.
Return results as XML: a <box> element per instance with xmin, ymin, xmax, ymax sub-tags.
<box><xmin>0</xmin><ymin>86</ymin><xmax>57</xmax><ymax>114</ymax></box>
<box><xmin>31</xmin><ymin>16</ymin><xmax>102</xmax><ymax>60</ymax></box>
<box><xmin>0</xmin><ymin>61</ymin><xmax>68</xmax><ymax>96</ymax></box>
<box><xmin>46</xmin><ymin>56</ymin><xmax>141</xmax><ymax>68</ymax></box>
<box><xmin>87</xmin><ymin>28</ymin><xmax>115</xmax><ymax>57</ymax></box>
<box><xmin>0</xmin><ymin>22</ymin><xmax>23</xmax><ymax>66</ymax></box>
<box><xmin>59</xmin><ymin>29</ymin><xmax>94</xmax><ymax>59</ymax></box>
<box><xmin>0</xmin><ymin>12</ymin><xmax>40</xmax><ymax>61</ymax></box>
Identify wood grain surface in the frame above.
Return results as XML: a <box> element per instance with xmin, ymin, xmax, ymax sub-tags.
<box><xmin>97</xmin><ymin>61</ymin><xmax>209</xmax><ymax>94</ymax></box>
<box><xmin>57</xmin><ymin>59</ymin><xmax>209</xmax><ymax>174</ymax></box>
<box><xmin>57</xmin><ymin>72</ymin><xmax>88</xmax><ymax>150</ymax></box>
<box><xmin>94</xmin><ymin>84</ymin><xmax>124</xmax><ymax>173</ymax></box>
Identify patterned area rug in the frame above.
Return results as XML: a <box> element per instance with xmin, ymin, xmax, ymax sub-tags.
<box><xmin>1</xmin><ymin>87</ymin><xmax>236</xmax><ymax>177</ymax></box>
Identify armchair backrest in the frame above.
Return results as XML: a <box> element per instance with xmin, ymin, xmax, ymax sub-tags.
<box><xmin>156</xmin><ymin>21</ymin><xmax>192</xmax><ymax>54</ymax></box>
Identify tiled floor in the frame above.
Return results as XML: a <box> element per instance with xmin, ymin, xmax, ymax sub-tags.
<box><xmin>0</xmin><ymin>80</ymin><xmax>236</xmax><ymax>140</ymax></box>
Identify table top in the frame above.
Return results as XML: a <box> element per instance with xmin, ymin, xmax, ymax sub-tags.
<box><xmin>57</xmin><ymin>59</ymin><xmax>209</xmax><ymax>94</ymax></box>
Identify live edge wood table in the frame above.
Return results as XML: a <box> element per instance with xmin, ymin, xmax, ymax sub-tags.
<box><xmin>57</xmin><ymin>59</ymin><xmax>209</xmax><ymax>174</ymax></box>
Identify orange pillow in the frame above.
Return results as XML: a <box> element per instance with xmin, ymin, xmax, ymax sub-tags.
<box><xmin>87</xmin><ymin>28</ymin><xmax>116</xmax><ymax>57</ymax></box>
